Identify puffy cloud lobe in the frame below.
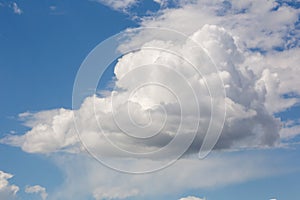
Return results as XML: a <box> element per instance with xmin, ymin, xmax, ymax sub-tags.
<box><xmin>1</xmin><ymin>109</ymin><xmax>78</xmax><ymax>154</ymax></box>
<box><xmin>245</xmin><ymin>48</ymin><xmax>300</xmax><ymax>113</ymax></box>
<box><xmin>25</xmin><ymin>185</ymin><xmax>48</xmax><ymax>200</ymax></box>
<box><xmin>0</xmin><ymin>171</ymin><xmax>19</xmax><ymax>200</ymax></box>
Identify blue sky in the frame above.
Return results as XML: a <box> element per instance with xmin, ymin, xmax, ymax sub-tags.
<box><xmin>1</xmin><ymin>0</ymin><xmax>300</xmax><ymax>200</ymax></box>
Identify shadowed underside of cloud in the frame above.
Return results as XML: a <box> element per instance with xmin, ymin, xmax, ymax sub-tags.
<box><xmin>1</xmin><ymin>0</ymin><xmax>300</xmax><ymax>199</ymax></box>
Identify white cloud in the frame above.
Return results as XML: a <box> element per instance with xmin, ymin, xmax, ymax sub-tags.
<box><xmin>243</xmin><ymin>48</ymin><xmax>300</xmax><ymax>113</ymax></box>
<box><xmin>280</xmin><ymin>119</ymin><xmax>300</xmax><ymax>139</ymax></box>
<box><xmin>3</xmin><ymin>1</ymin><xmax>298</xmax><ymax>163</ymax></box>
<box><xmin>50</xmin><ymin>152</ymin><xmax>280</xmax><ymax>200</ymax></box>
<box><xmin>94</xmin><ymin>0</ymin><xmax>180</xmax><ymax>11</ymax></box>
<box><xmin>11</xmin><ymin>2</ymin><xmax>22</xmax><ymax>15</ymax></box>
<box><xmin>94</xmin><ymin>0</ymin><xmax>138</xmax><ymax>11</ymax></box>
<box><xmin>179</xmin><ymin>196</ymin><xmax>205</xmax><ymax>200</ymax></box>
<box><xmin>2</xmin><ymin>109</ymin><xmax>79</xmax><ymax>154</ymax></box>
<box><xmin>140</xmin><ymin>0</ymin><xmax>300</xmax><ymax>51</ymax></box>
<box><xmin>93</xmin><ymin>187</ymin><xmax>139</xmax><ymax>200</ymax></box>
<box><xmin>25</xmin><ymin>185</ymin><xmax>48</xmax><ymax>200</ymax></box>
<box><xmin>49</xmin><ymin>6</ymin><xmax>57</xmax><ymax>11</ymax></box>
<box><xmin>1</xmin><ymin>24</ymin><xmax>282</xmax><ymax>159</ymax></box>
<box><xmin>2</xmin><ymin>0</ymin><xmax>300</xmax><ymax>198</ymax></box>
<box><xmin>0</xmin><ymin>171</ymin><xmax>19</xmax><ymax>200</ymax></box>
<box><xmin>0</xmin><ymin>171</ymin><xmax>48</xmax><ymax>200</ymax></box>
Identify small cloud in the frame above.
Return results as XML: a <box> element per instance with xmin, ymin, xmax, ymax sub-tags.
<box><xmin>95</xmin><ymin>0</ymin><xmax>138</xmax><ymax>11</ymax></box>
<box><xmin>49</xmin><ymin>6</ymin><xmax>56</xmax><ymax>11</ymax></box>
<box><xmin>0</xmin><ymin>170</ymin><xmax>19</xmax><ymax>198</ymax></box>
<box><xmin>11</xmin><ymin>2</ymin><xmax>22</xmax><ymax>15</ymax></box>
<box><xmin>49</xmin><ymin>5</ymin><xmax>66</xmax><ymax>15</ymax></box>
<box><xmin>25</xmin><ymin>185</ymin><xmax>48</xmax><ymax>200</ymax></box>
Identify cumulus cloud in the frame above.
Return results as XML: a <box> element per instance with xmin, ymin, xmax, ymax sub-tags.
<box><xmin>25</xmin><ymin>185</ymin><xmax>48</xmax><ymax>200</ymax></box>
<box><xmin>1</xmin><ymin>24</ymin><xmax>283</xmax><ymax>159</ymax></box>
<box><xmin>0</xmin><ymin>171</ymin><xmax>48</xmax><ymax>200</ymax></box>
<box><xmin>0</xmin><ymin>171</ymin><xmax>19</xmax><ymax>200</ymax></box>
<box><xmin>1</xmin><ymin>0</ymin><xmax>300</xmax><ymax>198</ymax></box>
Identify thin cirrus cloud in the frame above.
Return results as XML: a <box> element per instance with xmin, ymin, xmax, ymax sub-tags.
<box><xmin>1</xmin><ymin>0</ymin><xmax>300</xmax><ymax>199</ymax></box>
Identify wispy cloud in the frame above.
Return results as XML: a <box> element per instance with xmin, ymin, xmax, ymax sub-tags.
<box><xmin>11</xmin><ymin>2</ymin><xmax>22</xmax><ymax>15</ymax></box>
<box><xmin>49</xmin><ymin>6</ymin><xmax>56</xmax><ymax>11</ymax></box>
<box><xmin>93</xmin><ymin>0</ymin><xmax>138</xmax><ymax>11</ymax></box>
